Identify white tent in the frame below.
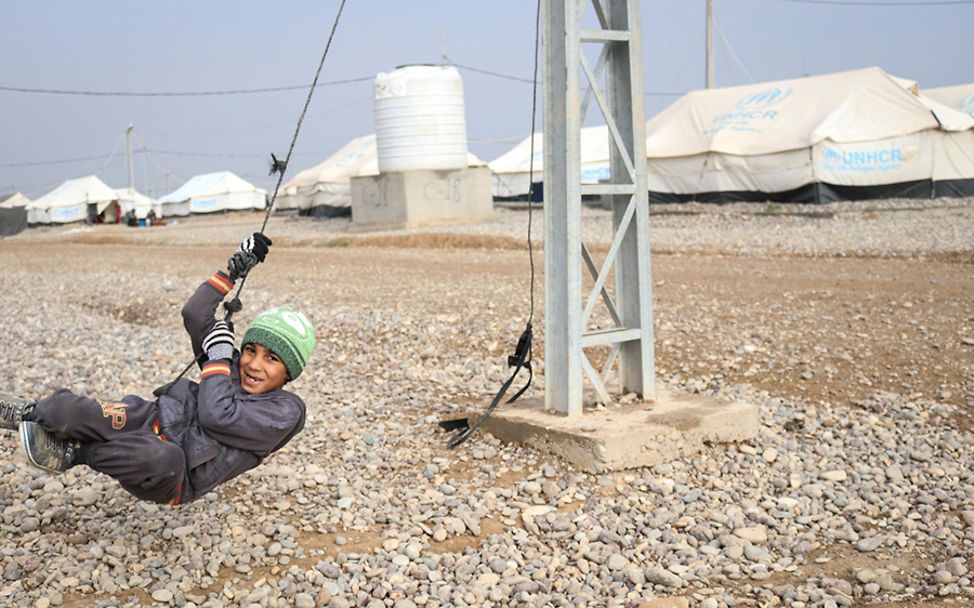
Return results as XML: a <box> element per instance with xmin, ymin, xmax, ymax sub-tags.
<box><xmin>488</xmin><ymin>127</ymin><xmax>612</xmax><ymax>198</ymax></box>
<box><xmin>158</xmin><ymin>171</ymin><xmax>266</xmax><ymax>216</ymax></box>
<box><xmin>924</xmin><ymin>84</ymin><xmax>974</xmax><ymax>115</ymax></box>
<box><xmin>645</xmin><ymin>67</ymin><xmax>974</xmax><ymax>202</ymax></box>
<box><xmin>917</xmin><ymin>90</ymin><xmax>974</xmax><ymax>197</ymax></box>
<box><xmin>115</xmin><ymin>188</ymin><xmax>160</xmax><ymax>220</ymax></box>
<box><xmin>27</xmin><ymin>176</ymin><xmax>119</xmax><ymax>224</ymax></box>
<box><xmin>0</xmin><ymin>192</ymin><xmax>30</xmax><ymax>208</ymax></box>
<box><xmin>277</xmin><ymin>134</ymin><xmax>486</xmax><ymax>216</ymax></box>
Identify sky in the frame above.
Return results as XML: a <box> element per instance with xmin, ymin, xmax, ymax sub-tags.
<box><xmin>2</xmin><ymin>0</ymin><xmax>971</xmax><ymax>199</ymax></box>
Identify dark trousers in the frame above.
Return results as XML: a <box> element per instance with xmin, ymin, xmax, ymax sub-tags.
<box><xmin>33</xmin><ymin>389</ymin><xmax>185</xmax><ymax>505</ymax></box>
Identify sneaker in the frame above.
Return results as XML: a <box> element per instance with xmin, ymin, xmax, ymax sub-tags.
<box><xmin>19</xmin><ymin>422</ymin><xmax>81</xmax><ymax>475</ymax></box>
<box><xmin>0</xmin><ymin>395</ymin><xmax>33</xmax><ymax>431</ymax></box>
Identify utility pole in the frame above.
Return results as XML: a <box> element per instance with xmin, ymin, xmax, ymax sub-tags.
<box><xmin>125</xmin><ymin>124</ymin><xmax>135</xmax><ymax>195</ymax></box>
<box><xmin>543</xmin><ymin>0</ymin><xmax>656</xmax><ymax>414</ymax></box>
<box><xmin>706</xmin><ymin>0</ymin><xmax>715</xmax><ymax>88</ymax></box>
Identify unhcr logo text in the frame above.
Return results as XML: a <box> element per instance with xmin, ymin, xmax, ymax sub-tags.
<box><xmin>734</xmin><ymin>87</ymin><xmax>793</xmax><ymax>110</ymax></box>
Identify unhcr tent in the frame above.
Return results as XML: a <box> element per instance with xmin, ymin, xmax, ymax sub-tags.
<box><xmin>158</xmin><ymin>171</ymin><xmax>266</xmax><ymax>216</ymax></box>
<box><xmin>916</xmin><ymin>92</ymin><xmax>974</xmax><ymax>197</ymax></box>
<box><xmin>0</xmin><ymin>192</ymin><xmax>29</xmax><ymax>236</ymax></box>
<box><xmin>277</xmin><ymin>135</ymin><xmax>376</xmax><ymax>216</ymax></box>
<box><xmin>645</xmin><ymin>67</ymin><xmax>974</xmax><ymax>203</ymax></box>
<box><xmin>0</xmin><ymin>192</ymin><xmax>30</xmax><ymax>208</ymax></box>
<box><xmin>115</xmin><ymin>188</ymin><xmax>160</xmax><ymax>220</ymax></box>
<box><xmin>27</xmin><ymin>176</ymin><xmax>119</xmax><ymax>224</ymax></box>
<box><xmin>488</xmin><ymin>127</ymin><xmax>611</xmax><ymax>199</ymax></box>
<box><xmin>278</xmin><ymin>134</ymin><xmax>486</xmax><ymax>216</ymax></box>
<box><xmin>925</xmin><ymin>84</ymin><xmax>974</xmax><ymax>115</ymax></box>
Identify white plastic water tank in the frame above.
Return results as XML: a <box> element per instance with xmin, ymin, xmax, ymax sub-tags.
<box><xmin>374</xmin><ymin>64</ymin><xmax>469</xmax><ymax>173</ymax></box>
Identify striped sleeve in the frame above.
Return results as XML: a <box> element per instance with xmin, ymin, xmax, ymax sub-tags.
<box><xmin>201</xmin><ymin>361</ymin><xmax>232</xmax><ymax>378</ymax></box>
<box><xmin>206</xmin><ymin>272</ymin><xmax>234</xmax><ymax>295</ymax></box>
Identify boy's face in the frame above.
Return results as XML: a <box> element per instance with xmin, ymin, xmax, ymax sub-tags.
<box><xmin>239</xmin><ymin>343</ymin><xmax>288</xmax><ymax>394</ymax></box>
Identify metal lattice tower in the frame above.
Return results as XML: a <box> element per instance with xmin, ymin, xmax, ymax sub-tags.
<box><xmin>543</xmin><ymin>0</ymin><xmax>656</xmax><ymax>415</ymax></box>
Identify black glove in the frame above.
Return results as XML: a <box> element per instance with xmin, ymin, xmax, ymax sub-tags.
<box><xmin>201</xmin><ymin>320</ymin><xmax>235</xmax><ymax>361</ymax></box>
<box><xmin>227</xmin><ymin>232</ymin><xmax>272</xmax><ymax>280</ymax></box>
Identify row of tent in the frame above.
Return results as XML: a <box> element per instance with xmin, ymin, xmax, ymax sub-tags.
<box><xmin>10</xmin><ymin>67</ymin><xmax>974</xmax><ymax>227</ymax></box>
<box><xmin>17</xmin><ymin>172</ymin><xmax>268</xmax><ymax>225</ymax></box>
<box><xmin>492</xmin><ymin>68</ymin><xmax>974</xmax><ymax>202</ymax></box>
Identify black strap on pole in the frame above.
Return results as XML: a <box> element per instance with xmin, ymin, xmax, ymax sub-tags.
<box><xmin>153</xmin><ymin>0</ymin><xmax>348</xmax><ymax>398</ymax></box>
<box><xmin>443</xmin><ymin>0</ymin><xmax>542</xmax><ymax>447</ymax></box>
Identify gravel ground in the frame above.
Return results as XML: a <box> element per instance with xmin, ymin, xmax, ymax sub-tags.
<box><xmin>1</xmin><ymin>199</ymin><xmax>972</xmax><ymax>607</ymax></box>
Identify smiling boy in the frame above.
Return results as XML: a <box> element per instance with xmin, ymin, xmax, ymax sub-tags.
<box><xmin>0</xmin><ymin>233</ymin><xmax>314</xmax><ymax>505</ymax></box>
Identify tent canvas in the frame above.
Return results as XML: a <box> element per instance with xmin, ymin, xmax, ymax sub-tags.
<box><xmin>487</xmin><ymin>126</ymin><xmax>612</xmax><ymax>198</ymax></box>
<box><xmin>278</xmin><ymin>134</ymin><xmax>486</xmax><ymax>216</ymax></box>
<box><xmin>27</xmin><ymin>176</ymin><xmax>119</xmax><ymax>224</ymax></box>
<box><xmin>924</xmin><ymin>84</ymin><xmax>974</xmax><ymax>115</ymax></box>
<box><xmin>0</xmin><ymin>192</ymin><xmax>30</xmax><ymax>208</ymax></box>
<box><xmin>115</xmin><ymin>188</ymin><xmax>160</xmax><ymax>220</ymax></box>
<box><xmin>645</xmin><ymin>67</ymin><xmax>974</xmax><ymax>202</ymax></box>
<box><xmin>158</xmin><ymin>171</ymin><xmax>266</xmax><ymax>216</ymax></box>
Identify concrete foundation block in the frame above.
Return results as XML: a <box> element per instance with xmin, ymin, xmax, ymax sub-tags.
<box><xmin>479</xmin><ymin>386</ymin><xmax>758</xmax><ymax>472</ymax></box>
<box><xmin>350</xmin><ymin>166</ymin><xmax>493</xmax><ymax>230</ymax></box>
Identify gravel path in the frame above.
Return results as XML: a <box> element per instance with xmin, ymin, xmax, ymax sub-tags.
<box><xmin>1</xmin><ymin>199</ymin><xmax>972</xmax><ymax>607</ymax></box>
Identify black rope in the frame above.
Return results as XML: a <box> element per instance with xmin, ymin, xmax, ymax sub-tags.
<box><xmin>444</xmin><ymin>0</ymin><xmax>542</xmax><ymax>447</ymax></box>
<box><xmin>153</xmin><ymin>0</ymin><xmax>348</xmax><ymax>398</ymax></box>
<box><xmin>226</xmin><ymin>0</ymin><xmax>348</xmax><ymax>318</ymax></box>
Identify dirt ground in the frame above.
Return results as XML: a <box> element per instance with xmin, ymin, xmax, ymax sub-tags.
<box><xmin>2</xmin><ymin>222</ymin><xmax>973</xmax><ymax>607</ymax></box>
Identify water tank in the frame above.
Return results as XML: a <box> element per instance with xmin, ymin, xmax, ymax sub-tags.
<box><xmin>374</xmin><ymin>65</ymin><xmax>469</xmax><ymax>172</ymax></box>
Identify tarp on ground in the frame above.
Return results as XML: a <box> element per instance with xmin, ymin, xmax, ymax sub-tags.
<box><xmin>645</xmin><ymin>67</ymin><xmax>974</xmax><ymax>202</ymax></box>
<box><xmin>924</xmin><ymin>84</ymin><xmax>974</xmax><ymax>115</ymax></box>
<box><xmin>487</xmin><ymin>126</ymin><xmax>612</xmax><ymax>198</ymax></box>
<box><xmin>158</xmin><ymin>171</ymin><xmax>266</xmax><ymax>216</ymax></box>
<box><xmin>0</xmin><ymin>192</ymin><xmax>30</xmax><ymax>208</ymax></box>
<box><xmin>27</xmin><ymin>176</ymin><xmax>119</xmax><ymax>224</ymax></box>
<box><xmin>277</xmin><ymin>134</ymin><xmax>486</xmax><ymax>215</ymax></box>
<box><xmin>0</xmin><ymin>207</ymin><xmax>28</xmax><ymax>236</ymax></box>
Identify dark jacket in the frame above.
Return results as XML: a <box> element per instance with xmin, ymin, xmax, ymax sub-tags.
<box><xmin>157</xmin><ymin>271</ymin><xmax>306</xmax><ymax>503</ymax></box>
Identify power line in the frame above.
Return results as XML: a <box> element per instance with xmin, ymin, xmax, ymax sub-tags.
<box><xmin>0</xmin><ymin>76</ymin><xmax>373</xmax><ymax>97</ymax></box>
<box><xmin>778</xmin><ymin>0</ymin><xmax>974</xmax><ymax>5</ymax></box>
<box><xmin>0</xmin><ymin>153</ymin><xmax>114</xmax><ymax>168</ymax></box>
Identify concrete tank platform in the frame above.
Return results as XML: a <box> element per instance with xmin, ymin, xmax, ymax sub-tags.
<box><xmin>350</xmin><ymin>166</ymin><xmax>492</xmax><ymax>231</ymax></box>
<box><xmin>479</xmin><ymin>386</ymin><xmax>758</xmax><ymax>472</ymax></box>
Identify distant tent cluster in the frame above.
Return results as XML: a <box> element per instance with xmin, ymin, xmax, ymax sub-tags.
<box><xmin>21</xmin><ymin>171</ymin><xmax>267</xmax><ymax>226</ymax></box>
<box><xmin>488</xmin><ymin>67</ymin><xmax>974</xmax><ymax>203</ymax></box>
<box><xmin>11</xmin><ymin>67</ymin><xmax>974</xmax><ymax>230</ymax></box>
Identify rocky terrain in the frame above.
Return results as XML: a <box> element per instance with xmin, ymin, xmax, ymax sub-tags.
<box><xmin>1</xmin><ymin>199</ymin><xmax>972</xmax><ymax>607</ymax></box>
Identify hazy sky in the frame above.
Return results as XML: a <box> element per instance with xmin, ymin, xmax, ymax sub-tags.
<box><xmin>2</xmin><ymin>0</ymin><xmax>971</xmax><ymax>198</ymax></box>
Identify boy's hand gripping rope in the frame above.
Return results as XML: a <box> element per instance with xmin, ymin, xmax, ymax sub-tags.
<box><xmin>153</xmin><ymin>0</ymin><xmax>348</xmax><ymax>398</ymax></box>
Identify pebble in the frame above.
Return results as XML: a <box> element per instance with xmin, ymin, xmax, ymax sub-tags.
<box><xmin>2</xmin><ymin>204</ymin><xmax>973</xmax><ymax>607</ymax></box>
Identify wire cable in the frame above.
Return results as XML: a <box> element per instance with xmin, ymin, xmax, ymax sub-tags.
<box><xmin>778</xmin><ymin>0</ymin><xmax>974</xmax><ymax>5</ymax></box>
<box><xmin>713</xmin><ymin>15</ymin><xmax>756</xmax><ymax>84</ymax></box>
<box><xmin>228</xmin><ymin>0</ymin><xmax>348</xmax><ymax>310</ymax></box>
<box><xmin>526</xmin><ymin>0</ymin><xmax>541</xmax><ymax>324</ymax></box>
<box><xmin>0</xmin><ymin>76</ymin><xmax>371</xmax><ymax>97</ymax></box>
<box><xmin>153</xmin><ymin>0</ymin><xmax>348</xmax><ymax>398</ymax></box>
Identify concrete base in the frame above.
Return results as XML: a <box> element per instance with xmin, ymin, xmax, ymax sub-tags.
<box><xmin>480</xmin><ymin>386</ymin><xmax>758</xmax><ymax>472</ymax></box>
<box><xmin>350</xmin><ymin>166</ymin><xmax>493</xmax><ymax>231</ymax></box>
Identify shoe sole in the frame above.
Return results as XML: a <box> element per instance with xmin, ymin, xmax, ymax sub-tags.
<box><xmin>19</xmin><ymin>422</ymin><xmax>64</xmax><ymax>475</ymax></box>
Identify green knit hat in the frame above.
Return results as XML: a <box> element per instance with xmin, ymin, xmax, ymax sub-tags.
<box><xmin>242</xmin><ymin>306</ymin><xmax>315</xmax><ymax>380</ymax></box>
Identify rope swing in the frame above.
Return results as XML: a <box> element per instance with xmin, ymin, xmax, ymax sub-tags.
<box><xmin>154</xmin><ymin>0</ymin><xmax>349</xmax><ymax>398</ymax></box>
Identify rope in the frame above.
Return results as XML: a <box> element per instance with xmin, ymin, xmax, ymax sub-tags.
<box><xmin>154</xmin><ymin>0</ymin><xmax>348</xmax><ymax>397</ymax></box>
<box><xmin>444</xmin><ymin>0</ymin><xmax>541</xmax><ymax>448</ymax></box>
<box><xmin>225</xmin><ymin>0</ymin><xmax>348</xmax><ymax>318</ymax></box>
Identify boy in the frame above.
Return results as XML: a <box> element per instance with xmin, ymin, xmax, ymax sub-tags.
<box><xmin>0</xmin><ymin>233</ymin><xmax>314</xmax><ymax>505</ymax></box>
